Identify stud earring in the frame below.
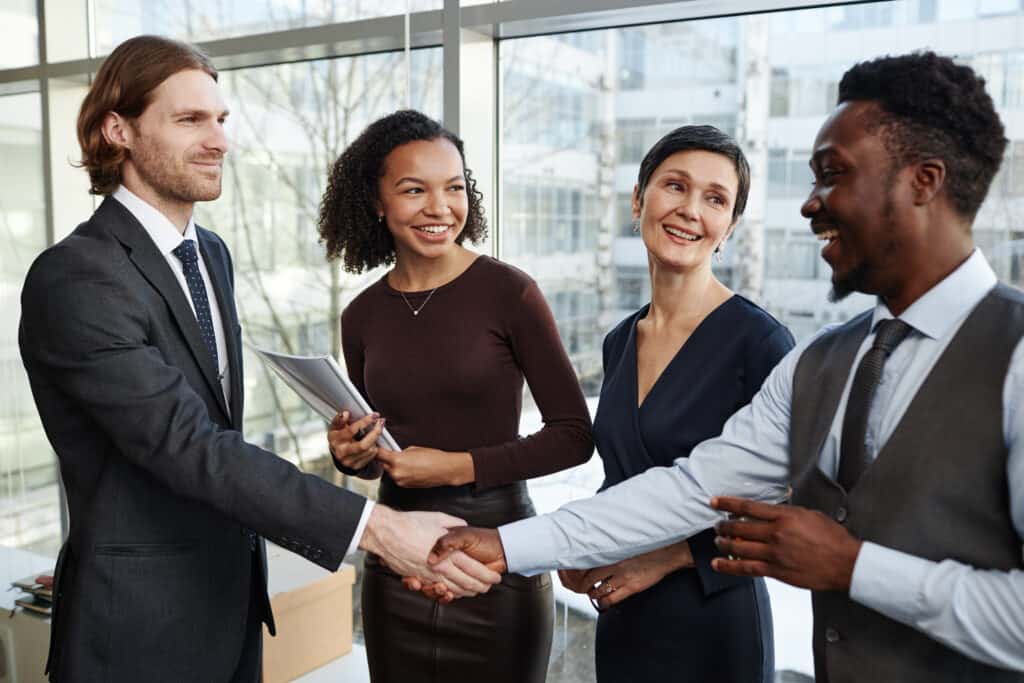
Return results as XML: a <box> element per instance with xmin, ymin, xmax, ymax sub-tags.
<box><xmin>377</xmin><ymin>215</ymin><xmax>384</xmax><ymax>223</ymax></box>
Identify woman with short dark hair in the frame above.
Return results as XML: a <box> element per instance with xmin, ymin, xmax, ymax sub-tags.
<box><xmin>318</xmin><ymin>109</ymin><xmax>593</xmax><ymax>683</ymax></box>
<box><xmin>559</xmin><ymin>125</ymin><xmax>794</xmax><ymax>683</ymax></box>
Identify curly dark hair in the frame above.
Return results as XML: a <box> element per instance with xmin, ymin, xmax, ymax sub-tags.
<box><xmin>838</xmin><ymin>51</ymin><xmax>1007</xmax><ymax>219</ymax></box>
<box><xmin>318</xmin><ymin>110</ymin><xmax>487</xmax><ymax>273</ymax></box>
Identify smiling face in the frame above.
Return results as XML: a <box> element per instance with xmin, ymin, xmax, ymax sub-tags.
<box><xmin>803</xmin><ymin>101</ymin><xmax>911</xmax><ymax>302</ymax></box>
<box><xmin>634</xmin><ymin>149</ymin><xmax>738</xmax><ymax>272</ymax></box>
<box><xmin>377</xmin><ymin>137</ymin><xmax>468</xmax><ymax>263</ymax></box>
<box><xmin>120</xmin><ymin>69</ymin><xmax>229</xmax><ymax>208</ymax></box>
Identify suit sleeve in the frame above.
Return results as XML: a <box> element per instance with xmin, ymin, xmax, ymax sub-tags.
<box><xmin>20</xmin><ymin>248</ymin><xmax>365</xmax><ymax>572</ymax></box>
<box><xmin>692</xmin><ymin>322</ymin><xmax>797</xmax><ymax>595</ymax></box>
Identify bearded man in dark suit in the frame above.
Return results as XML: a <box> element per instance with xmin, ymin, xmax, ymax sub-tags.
<box><xmin>18</xmin><ymin>35</ymin><xmax>499</xmax><ymax>683</ymax></box>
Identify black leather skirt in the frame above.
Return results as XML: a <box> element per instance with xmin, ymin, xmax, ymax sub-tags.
<box><xmin>362</xmin><ymin>480</ymin><xmax>553</xmax><ymax>683</ymax></box>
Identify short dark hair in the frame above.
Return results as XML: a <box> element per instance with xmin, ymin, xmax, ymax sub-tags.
<box><xmin>318</xmin><ymin>110</ymin><xmax>487</xmax><ymax>273</ymax></box>
<box><xmin>838</xmin><ymin>51</ymin><xmax>1007</xmax><ymax>219</ymax></box>
<box><xmin>636</xmin><ymin>125</ymin><xmax>751</xmax><ymax>222</ymax></box>
<box><xmin>77</xmin><ymin>35</ymin><xmax>217</xmax><ymax>196</ymax></box>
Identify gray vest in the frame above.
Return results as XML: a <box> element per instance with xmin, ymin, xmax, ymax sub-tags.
<box><xmin>790</xmin><ymin>283</ymin><xmax>1024</xmax><ymax>683</ymax></box>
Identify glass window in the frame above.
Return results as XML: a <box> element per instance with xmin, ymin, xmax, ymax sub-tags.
<box><xmin>91</xmin><ymin>0</ymin><xmax>443</xmax><ymax>55</ymax></box>
<box><xmin>0</xmin><ymin>91</ymin><xmax>60</xmax><ymax>555</ymax></box>
<box><xmin>195</xmin><ymin>48</ymin><xmax>442</xmax><ymax>471</ymax></box>
<box><xmin>978</xmin><ymin>0</ymin><xmax>1020</xmax><ymax>16</ymax></box>
<box><xmin>772</xmin><ymin>65</ymin><xmax>840</xmax><ymax>118</ymax></box>
<box><xmin>917</xmin><ymin>0</ymin><xmax>939</xmax><ymax>22</ymax></box>
<box><xmin>1005</xmin><ymin>52</ymin><xmax>1024</xmax><ymax>107</ymax></box>
<box><xmin>499</xmin><ymin>4</ymin><xmax>1024</xmax><ymax>678</ymax></box>
<box><xmin>770</xmin><ymin>68</ymin><xmax>790</xmax><ymax>117</ymax></box>
<box><xmin>618</xmin><ymin>29</ymin><xmax>645</xmax><ymax>90</ymax></box>
<box><xmin>937</xmin><ymin>0</ymin><xmax>978</xmax><ymax>20</ymax></box>
<box><xmin>616</xmin><ymin>118</ymin><xmax>656</xmax><ymax>164</ymax></box>
<box><xmin>0</xmin><ymin>0</ymin><xmax>38</xmax><ymax>68</ymax></box>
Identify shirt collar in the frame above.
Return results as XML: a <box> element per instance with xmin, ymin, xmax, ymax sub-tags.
<box><xmin>112</xmin><ymin>185</ymin><xmax>198</xmax><ymax>256</ymax></box>
<box><xmin>870</xmin><ymin>248</ymin><xmax>997</xmax><ymax>340</ymax></box>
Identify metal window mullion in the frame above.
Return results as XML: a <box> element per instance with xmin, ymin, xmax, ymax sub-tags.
<box><xmin>1</xmin><ymin>1</ymin><xmax>887</xmax><ymax>86</ymax></box>
<box><xmin>37</xmin><ymin>0</ymin><xmax>70</xmax><ymax>545</ymax></box>
<box><xmin>36</xmin><ymin>0</ymin><xmax>54</xmax><ymax>249</ymax></box>
<box><xmin>491</xmin><ymin>34</ymin><xmax>501</xmax><ymax>260</ymax></box>
<box><xmin>442</xmin><ymin>0</ymin><xmax>461</xmax><ymax>134</ymax></box>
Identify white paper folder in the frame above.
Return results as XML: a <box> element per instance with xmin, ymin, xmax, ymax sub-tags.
<box><xmin>250</xmin><ymin>346</ymin><xmax>401</xmax><ymax>452</ymax></box>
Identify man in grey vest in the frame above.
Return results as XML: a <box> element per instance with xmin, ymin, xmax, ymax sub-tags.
<box><xmin>431</xmin><ymin>52</ymin><xmax>1024</xmax><ymax>681</ymax></box>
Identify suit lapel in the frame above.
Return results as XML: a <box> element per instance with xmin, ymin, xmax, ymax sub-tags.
<box><xmin>101</xmin><ymin>198</ymin><xmax>231</xmax><ymax>422</ymax></box>
<box><xmin>197</xmin><ymin>228</ymin><xmax>245</xmax><ymax>430</ymax></box>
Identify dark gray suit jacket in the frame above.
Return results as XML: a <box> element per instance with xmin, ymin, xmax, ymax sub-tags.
<box><xmin>19</xmin><ymin>197</ymin><xmax>366</xmax><ymax>682</ymax></box>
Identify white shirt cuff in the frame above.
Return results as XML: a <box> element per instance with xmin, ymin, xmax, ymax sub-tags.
<box><xmin>346</xmin><ymin>499</ymin><xmax>375</xmax><ymax>558</ymax></box>
<box><xmin>849</xmin><ymin>540</ymin><xmax>929</xmax><ymax>625</ymax></box>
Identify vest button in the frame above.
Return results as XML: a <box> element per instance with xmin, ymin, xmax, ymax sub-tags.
<box><xmin>835</xmin><ymin>507</ymin><xmax>848</xmax><ymax>523</ymax></box>
<box><xmin>825</xmin><ymin>627</ymin><xmax>841</xmax><ymax>643</ymax></box>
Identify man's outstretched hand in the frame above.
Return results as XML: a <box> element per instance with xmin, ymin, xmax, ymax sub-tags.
<box><xmin>432</xmin><ymin>526</ymin><xmax>508</xmax><ymax>573</ymax></box>
<box><xmin>359</xmin><ymin>506</ymin><xmax>501</xmax><ymax>598</ymax></box>
<box><xmin>403</xmin><ymin>527</ymin><xmax>509</xmax><ymax>602</ymax></box>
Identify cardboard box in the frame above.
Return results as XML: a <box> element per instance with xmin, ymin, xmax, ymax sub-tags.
<box><xmin>262</xmin><ymin>545</ymin><xmax>357</xmax><ymax>683</ymax></box>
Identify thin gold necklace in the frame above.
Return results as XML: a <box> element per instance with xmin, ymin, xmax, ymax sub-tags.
<box><xmin>399</xmin><ymin>287</ymin><xmax>439</xmax><ymax>316</ymax></box>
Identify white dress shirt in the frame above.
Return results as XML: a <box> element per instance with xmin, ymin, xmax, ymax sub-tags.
<box><xmin>112</xmin><ymin>186</ymin><xmax>373</xmax><ymax>558</ymax></box>
<box><xmin>113</xmin><ymin>186</ymin><xmax>231</xmax><ymax>408</ymax></box>
<box><xmin>499</xmin><ymin>249</ymin><xmax>1024</xmax><ymax>671</ymax></box>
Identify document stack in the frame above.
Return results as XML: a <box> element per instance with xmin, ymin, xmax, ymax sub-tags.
<box><xmin>11</xmin><ymin>574</ymin><xmax>53</xmax><ymax>617</ymax></box>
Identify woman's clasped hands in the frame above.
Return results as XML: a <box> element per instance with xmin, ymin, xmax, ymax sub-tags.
<box><xmin>327</xmin><ymin>411</ymin><xmax>475</xmax><ymax>487</ymax></box>
<box><xmin>558</xmin><ymin>541</ymin><xmax>695</xmax><ymax>611</ymax></box>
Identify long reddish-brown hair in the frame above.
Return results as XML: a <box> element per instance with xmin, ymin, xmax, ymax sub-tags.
<box><xmin>76</xmin><ymin>35</ymin><xmax>218</xmax><ymax>196</ymax></box>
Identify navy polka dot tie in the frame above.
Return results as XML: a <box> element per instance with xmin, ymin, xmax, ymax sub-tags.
<box><xmin>172</xmin><ymin>239</ymin><xmax>219</xmax><ymax>372</ymax></box>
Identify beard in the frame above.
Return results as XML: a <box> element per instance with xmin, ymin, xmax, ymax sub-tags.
<box><xmin>828</xmin><ymin>264</ymin><xmax>869</xmax><ymax>302</ymax></box>
<box><xmin>828</xmin><ymin>179</ymin><xmax>897</xmax><ymax>303</ymax></box>
<box><xmin>129</xmin><ymin>133</ymin><xmax>222</xmax><ymax>204</ymax></box>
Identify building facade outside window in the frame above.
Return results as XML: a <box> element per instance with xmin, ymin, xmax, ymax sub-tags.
<box><xmin>6</xmin><ymin>1</ymin><xmax>1024</xmax><ymax>680</ymax></box>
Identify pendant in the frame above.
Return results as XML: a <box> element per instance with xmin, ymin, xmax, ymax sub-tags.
<box><xmin>413</xmin><ymin>310</ymin><xmax>419</xmax><ymax>316</ymax></box>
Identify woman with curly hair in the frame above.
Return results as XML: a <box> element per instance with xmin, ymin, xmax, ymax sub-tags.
<box><xmin>318</xmin><ymin>109</ymin><xmax>593</xmax><ymax>683</ymax></box>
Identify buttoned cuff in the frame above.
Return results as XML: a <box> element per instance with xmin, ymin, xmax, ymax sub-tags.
<box><xmin>346</xmin><ymin>499</ymin><xmax>375</xmax><ymax>557</ymax></box>
<box><xmin>849</xmin><ymin>541</ymin><xmax>929</xmax><ymax>625</ymax></box>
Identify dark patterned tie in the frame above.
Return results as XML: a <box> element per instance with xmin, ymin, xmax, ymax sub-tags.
<box><xmin>837</xmin><ymin>318</ymin><xmax>914</xmax><ymax>491</ymax></box>
<box><xmin>172</xmin><ymin>239</ymin><xmax>219</xmax><ymax>371</ymax></box>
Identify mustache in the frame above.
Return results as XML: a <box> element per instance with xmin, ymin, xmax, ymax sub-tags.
<box><xmin>810</xmin><ymin>219</ymin><xmax>836</xmax><ymax>235</ymax></box>
<box><xmin>189</xmin><ymin>154</ymin><xmax>225</xmax><ymax>164</ymax></box>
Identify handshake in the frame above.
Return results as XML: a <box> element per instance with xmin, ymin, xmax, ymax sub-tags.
<box><xmin>360</xmin><ymin>504</ymin><xmax>507</xmax><ymax>601</ymax></box>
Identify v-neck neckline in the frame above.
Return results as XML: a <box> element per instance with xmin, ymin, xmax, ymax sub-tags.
<box><xmin>632</xmin><ymin>295</ymin><xmax>737</xmax><ymax>411</ymax></box>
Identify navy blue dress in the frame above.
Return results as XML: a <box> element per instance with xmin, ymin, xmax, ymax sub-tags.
<box><xmin>593</xmin><ymin>295</ymin><xmax>795</xmax><ymax>683</ymax></box>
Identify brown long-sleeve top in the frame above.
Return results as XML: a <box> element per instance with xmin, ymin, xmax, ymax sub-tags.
<box><xmin>340</xmin><ymin>255</ymin><xmax>593</xmax><ymax>491</ymax></box>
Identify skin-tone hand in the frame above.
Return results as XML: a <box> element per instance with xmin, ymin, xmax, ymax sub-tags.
<box><xmin>401</xmin><ymin>550</ymin><xmax>490</xmax><ymax>604</ymax></box>
<box><xmin>565</xmin><ymin>541</ymin><xmax>695</xmax><ymax>610</ymax></box>
<box><xmin>358</xmin><ymin>505</ymin><xmax>501</xmax><ymax>597</ymax></box>
<box><xmin>404</xmin><ymin>526</ymin><xmax>509</xmax><ymax>603</ymax></box>
<box><xmin>327</xmin><ymin>410</ymin><xmax>384</xmax><ymax>472</ymax></box>
<box><xmin>431</xmin><ymin>527</ymin><xmax>508</xmax><ymax>573</ymax></box>
<box><xmin>376</xmin><ymin>446</ymin><xmax>475</xmax><ymax>488</ymax></box>
<box><xmin>556</xmin><ymin>568</ymin><xmax>589</xmax><ymax>593</ymax></box>
<box><xmin>710</xmin><ymin>496</ymin><xmax>863</xmax><ymax>592</ymax></box>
